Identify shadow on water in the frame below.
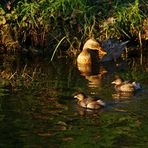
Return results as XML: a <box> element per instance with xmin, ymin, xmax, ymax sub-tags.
<box><xmin>0</xmin><ymin>54</ymin><xmax>148</xmax><ymax>147</ymax></box>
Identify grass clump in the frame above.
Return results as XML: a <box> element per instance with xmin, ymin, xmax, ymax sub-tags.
<box><xmin>0</xmin><ymin>0</ymin><xmax>147</xmax><ymax>57</ymax></box>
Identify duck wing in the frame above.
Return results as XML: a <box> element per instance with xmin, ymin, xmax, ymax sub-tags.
<box><xmin>120</xmin><ymin>83</ymin><xmax>135</xmax><ymax>92</ymax></box>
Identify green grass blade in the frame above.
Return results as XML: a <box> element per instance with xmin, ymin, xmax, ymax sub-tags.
<box><xmin>50</xmin><ymin>36</ymin><xmax>66</xmax><ymax>62</ymax></box>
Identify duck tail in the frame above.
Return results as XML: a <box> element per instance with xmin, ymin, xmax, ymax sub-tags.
<box><xmin>97</xmin><ymin>100</ymin><xmax>106</xmax><ymax>106</ymax></box>
<box><xmin>132</xmin><ymin>82</ymin><xmax>141</xmax><ymax>90</ymax></box>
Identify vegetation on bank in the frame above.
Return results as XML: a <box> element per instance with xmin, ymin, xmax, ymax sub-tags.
<box><xmin>0</xmin><ymin>0</ymin><xmax>148</xmax><ymax>56</ymax></box>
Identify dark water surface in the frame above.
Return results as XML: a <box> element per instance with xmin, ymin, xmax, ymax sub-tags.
<box><xmin>0</xmin><ymin>56</ymin><xmax>148</xmax><ymax>148</ymax></box>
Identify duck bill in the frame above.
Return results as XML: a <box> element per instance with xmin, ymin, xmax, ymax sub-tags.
<box><xmin>99</xmin><ymin>49</ymin><xmax>107</xmax><ymax>56</ymax></box>
<box><xmin>97</xmin><ymin>47</ymin><xmax>107</xmax><ymax>56</ymax></box>
<box><xmin>74</xmin><ymin>96</ymin><xmax>77</xmax><ymax>99</ymax></box>
<box><xmin>97</xmin><ymin>47</ymin><xmax>107</xmax><ymax>59</ymax></box>
<box><xmin>111</xmin><ymin>81</ymin><xmax>115</xmax><ymax>84</ymax></box>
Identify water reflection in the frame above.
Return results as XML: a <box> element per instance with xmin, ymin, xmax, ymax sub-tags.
<box><xmin>77</xmin><ymin>61</ymin><xmax>108</xmax><ymax>93</ymax></box>
<box><xmin>76</xmin><ymin>105</ymin><xmax>105</xmax><ymax>116</ymax></box>
<box><xmin>112</xmin><ymin>91</ymin><xmax>135</xmax><ymax>99</ymax></box>
<box><xmin>0</xmin><ymin>54</ymin><xmax>148</xmax><ymax>147</ymax></box>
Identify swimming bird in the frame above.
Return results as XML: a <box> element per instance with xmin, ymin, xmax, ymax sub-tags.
<box><xmin>111</xmin><ymin>77</ymin><xmax>141</xmax><ymax>92</ymax></box>
<box><xmin>74</xmin><ymin>92</ymin><xmax>106</xmax><ymax>109</ymax></box>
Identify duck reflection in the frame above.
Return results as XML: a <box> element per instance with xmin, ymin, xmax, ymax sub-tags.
<box><xmin>85</xmin><ymin>67</ymin><xmax>107</xmax><ymax>88</ymax></box>
<box><xmin>112</xmin><ymin>91</ymin><xmax>135</xmax><ymax>100</ymax></box>
<box><xmin>76</xmin><ymin>105</ymin><xmax>105</xmax><ymax>116</ymax></box>
<box><xmin>77</xmin><ymin>60</ymin><xmax>107</xmax><ymax>89</ymax></box>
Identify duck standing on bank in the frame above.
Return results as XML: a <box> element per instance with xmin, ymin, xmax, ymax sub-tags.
<box><xmin>74</xmin><ymin>92</ymin><xmax>106</xmax><ymax>109</ymax></box>
<box><xmin>111</xmin><ymin>77</ymin><xmax>141</xmax><ymax>92</ymax></box>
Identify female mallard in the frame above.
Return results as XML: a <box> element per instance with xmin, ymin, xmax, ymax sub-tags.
<box><xmin>77</xmin><ymin>39</ymin><xmax>107</xmax><ymax>65</ymax></box>
<box><xmin>111</xmin><ymin>77</ymin><xmax>141</xmax><ymax>92</ymax></box>
<box><xmin>74</xmin><ymin>92</ymin><xmax>106</xmax><ymax>109</ymax></box>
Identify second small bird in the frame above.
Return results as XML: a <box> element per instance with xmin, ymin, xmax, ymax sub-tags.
<box><xmin>74</xmin><ymin>92</ymin><xmax>106</xmax><ymax>109</ymax></box>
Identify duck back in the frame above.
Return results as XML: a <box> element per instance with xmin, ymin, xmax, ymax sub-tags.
<box><xmin>116</xmin><ymin>83</ymin><xmax>135</xmax><ymax>92</ymax></box>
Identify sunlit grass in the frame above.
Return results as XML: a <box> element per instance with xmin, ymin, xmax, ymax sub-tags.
<box><xmin>0</xmin><ymin>0</ymin><xmax>147</xmax><ymax>56</ymax></box>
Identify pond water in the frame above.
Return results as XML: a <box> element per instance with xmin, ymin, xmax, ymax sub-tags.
<box><xmin>0</xmin><ymin>55</ymin><xmax>148</xmax><ymax>148</ymax></box>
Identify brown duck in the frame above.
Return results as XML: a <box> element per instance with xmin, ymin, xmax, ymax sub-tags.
<box><xmin>74</xmin><ymin>93</ymin><xmax>106</xmax><ymax>109</ymax></box>
<box><xmin>77</xmin><ymin>39</ymin><xmax>107</xmax><ymax>65</ymax></box>
<box><xmin>112</xmin><ymin>77</ymin><xmax>141</xmax><ymax>92</ymax></box>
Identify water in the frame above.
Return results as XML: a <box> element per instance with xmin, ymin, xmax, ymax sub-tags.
<box><xmin>0</xmin><ymin>56</ymin><xmax>148</xmax><ymax>148</ymax></box>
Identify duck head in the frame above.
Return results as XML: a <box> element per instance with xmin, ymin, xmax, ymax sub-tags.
<box><xmin>111</xmin><ymin>78</ymin><xmax>123</xmax><ymax>85</ymax></box>
<box><xmin>83</xmin><ymin>39</ymin><xmax>107</xmax><ymax>57</ymax></box>
<box><xmin>74</xmin><ymin>93</ymin><xmax>86</xmax><ymax>101</ymax></box>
